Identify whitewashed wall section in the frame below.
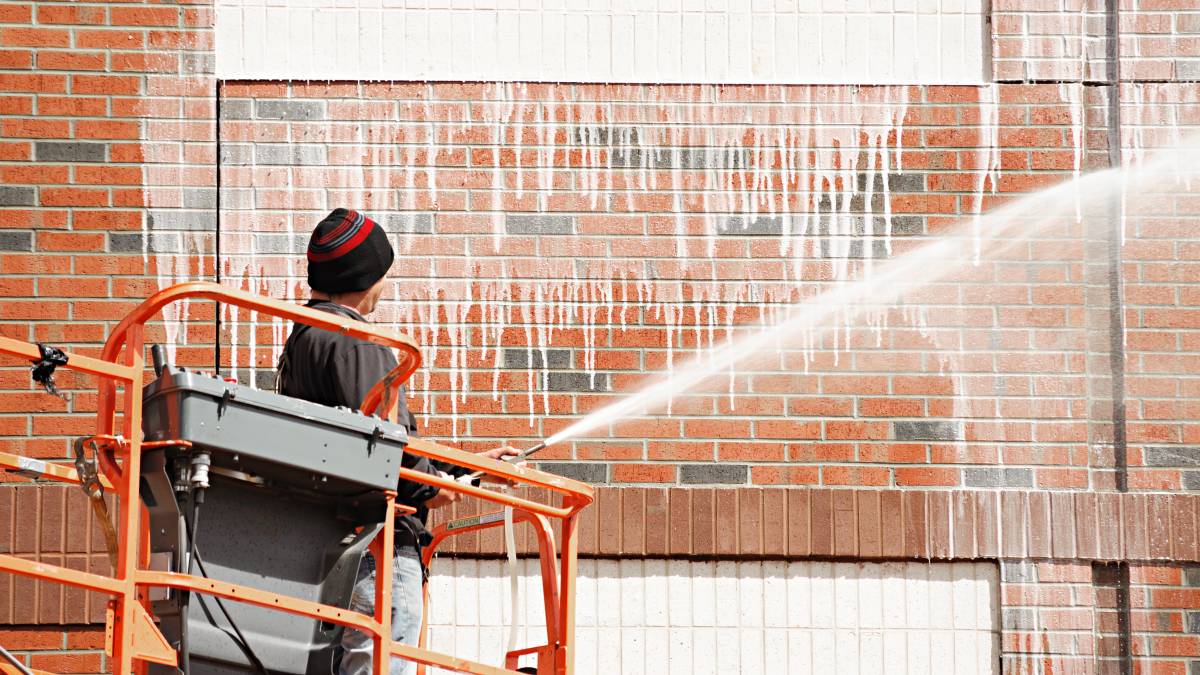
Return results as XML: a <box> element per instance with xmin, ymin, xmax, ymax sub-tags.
<box><xmin>215</xmin><ymin>1</ymin><xmax>988</xmax><ymax>84</ymax></box>
<box><xmin>425</xmin><ymin>559</ymin><xmax>1000</xmax><ymax>674</ymax></box>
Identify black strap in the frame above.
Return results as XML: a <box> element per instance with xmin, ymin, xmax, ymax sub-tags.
<box><xmin>31</xmin><ymin>343</ymin><xmax>68</xmax><ymax>399</ymax></box>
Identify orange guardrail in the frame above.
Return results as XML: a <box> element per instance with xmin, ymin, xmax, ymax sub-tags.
<box><xmin>0</xmin><ymin>281</ymin><xmax>592</xmax><ymax>675</ymax></box>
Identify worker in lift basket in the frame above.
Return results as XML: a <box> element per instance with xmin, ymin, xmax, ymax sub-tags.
<box><xmin>276</xmin><ymin>208</ymin><xmax>520</xmax><ymax>675</ymax></box>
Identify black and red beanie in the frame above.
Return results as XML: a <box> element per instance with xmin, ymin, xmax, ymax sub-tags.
<box><xmin>306</xmin><ymin>208</ymin><xmax>394</xmax><ymax>294</ymax></box>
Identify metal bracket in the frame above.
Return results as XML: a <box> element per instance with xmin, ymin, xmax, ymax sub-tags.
<box><xmin>217</xmin><ymin>387</ymin><xmax>237</xmax><ymax>419</ymax></box>
<box><xmin>367</xmin><ymin>426</ymin><xmax>383</xmax><ymax>457</ymax></box>
<box><xmin>72</xmin><ymin>436</ymin><xmax>105</xmax><ymax>501</ymax></box>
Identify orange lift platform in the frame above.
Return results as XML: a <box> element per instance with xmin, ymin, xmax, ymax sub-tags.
<box><xmin>0</xmin><ymin>282</ymin><xmax>593</xmax><ymax>675</ymax></box>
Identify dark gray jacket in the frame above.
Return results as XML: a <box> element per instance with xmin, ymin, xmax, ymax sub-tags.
<box><xmin>277</xmin><ymin>299</ymin><xmax>464</xmax><ymax>555</ymax></box>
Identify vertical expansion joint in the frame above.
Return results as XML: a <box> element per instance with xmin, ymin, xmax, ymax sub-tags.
<box><xmin>1103</xmin><ymin>0</ymin><xmax>1128</xmax><ymax>495</ymax></box>
<box><xmin>215</xmin><ymin>80</ymin><xmax>224</xmax><ymax>374</ymax></box>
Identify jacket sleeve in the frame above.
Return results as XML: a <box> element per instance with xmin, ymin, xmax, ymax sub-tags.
<box><xmin>396</xmin><ymin>451</ymin><xmax>442</xmax><ymax>506</ymax></box>
<box><xmin>334</xmin><ymin>346</ymin><xmax>441</xmax><ymax>503</ymax></box>
<box><xmin>331</xmin><ymin>344</ymin><xmax>396</xmax><ymax>414</ymax></box>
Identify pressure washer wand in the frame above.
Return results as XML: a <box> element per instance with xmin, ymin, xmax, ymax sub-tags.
<box><xmin>460</xmin><ymin>441</ymin><xmax>547</xmax><ymax>484</ymax></box>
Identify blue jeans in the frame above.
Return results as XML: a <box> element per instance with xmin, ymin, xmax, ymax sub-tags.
<box><xmin>338</xmin><ymin>552</ymin><xmax>424</xmax><ymax>675</ymax></box>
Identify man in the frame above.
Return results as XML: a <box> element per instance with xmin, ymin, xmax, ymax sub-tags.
<box><xmin>277</xmin><ymin>207</ymin><xmax>517</xmax><ymax>675</ymax></box>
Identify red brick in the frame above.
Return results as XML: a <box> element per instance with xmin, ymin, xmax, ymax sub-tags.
<box><xmin>2</xmin><ymin>119</ymin><xmax>68</xmax><ymax>138</ymax></box>
<box><xmin>74</xmin><ymin>29</ymin><xmax>144</xmax><ymax>49</ymax></box>
<box><xmin>0</xmin><ymin>49</ymin><xmax>32</xmax><ymax>69</ymax></box>
<box><xmin>667</xmin><ymin>488</ymin><xmax>690</xmax><ymax>556</ymax></box>
<box><xmin>691</xmin><ymin>488</ymin><xmax>714</xmax><ymax>556</ymax></box>
<box><xmin>610</xmin><ymin>463</ymin><xmax>674</xmax><ymax>484</ymax></box>
<box><xmin>620</xmin><ymin>488</ymin><xmax>645</xmax><ymax>556</ymax></box>
<box><xmin>71</xmin><ymin>75</ymin><xmax>141</xmax><ymax>96</ymax></box>
<box><xmin>0</xmin><ymin>28</ymin><xmax>69</xmax><ymax>48</ymax></box>
<box><xmin>39</xmin><ymin>188</ymin><xmax>107</xmax><ymax>208</ymax></box>
<box><xmin>111</xmin><ymin>6</ymin><xmax>179</xmax><ymax>27</ymax></box>
<box><xmin>36</xmin><ymin>50</ymin><xmax>106</xmax><ymax>71</ymax></box>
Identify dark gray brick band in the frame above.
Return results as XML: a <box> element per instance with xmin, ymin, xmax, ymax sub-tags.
<box><xmin>720</xmin><ymin>216</ymin><xmax>783</xmax><ymax>236</ymax></box>
<box><xmin>147</xmin><ymin>210</ymin><xmax>214</xmax><ymax>231</ymax></box>
<box><xmin>503</xmin><ymin>348</ymin><xmax>571</xmax><ymax>369</ymax></box>
<box><xmin>0</xmin><ymin>231</ymin><xmax>33</xmax><ymax>252</ymax></box>
<box><xmin>0</xmin><ymin>186</ymin><xmax>36</xmax><ymax>207</ymax></box>
<box><xmin>255</xmin><ymin>100</ymin><xmax>324</xmax><ymax>121</ymax></box>
<box><xmin>386</xmin><ymin>213</ymin><xmax>434</xmax><ymax>235</ymax></box>
<box><xmin>1143</xmin><ymin>447</ymin><xmax>1200</xmax><ymax>467</ymax></box>
<box><xmin>35</xmin><ymin>141</ymin><xmax>106</xmax><ymax>163</ymax></box>
<box><xmin>537</xmin><ymin>462</ymin><xmax>607</xmax><ymax>484</ymax></box>
<box><xmin>964</xmin><ymin>468</ymin><xmax>1033</xmax><ymax>488</ymax></box>
<box><xmin>893</xmin><ymin>420</ymin><xmax>963</xmax><ymax>441</ymax></box>
<box><xmin>680</xmin><ymin>464</ymin><xmax>748</xmax><ymax>484</ymax></box>
<box><xmin>546</xmin><ymin>372</ymin><xmax>607</xmax><ymax>392</ymax></box>
<box><xmin>505</xmin><ymin>214</ymin><xmax>574</xmax><ymax>235</ymax></box>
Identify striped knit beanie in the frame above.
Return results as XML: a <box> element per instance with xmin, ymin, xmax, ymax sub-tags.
<box><xmin>306</xmin><ymin>208</ymin><xmax>394</xmax><ymax>294</ymax></box>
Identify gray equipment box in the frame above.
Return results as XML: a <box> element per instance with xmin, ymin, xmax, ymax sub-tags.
<box><xmin>142</xmin><ymin>369</ymin><xmax>407</xmax><ymax>497</ymax></box>
<box><xmin>140</xmin><ymin>367</ymin><xmax>411</xmax><ymax>675</ymax></box>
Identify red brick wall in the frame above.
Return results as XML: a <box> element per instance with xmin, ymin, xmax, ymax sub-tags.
<box><xmin>3</xmin><ymin>0</ymin><xmax>1200</xmax><ymax>673</ymax></box>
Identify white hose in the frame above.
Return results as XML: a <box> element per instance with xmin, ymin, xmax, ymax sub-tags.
<box><xmin>503</xmin><ymin>506</ymin><xmax>520</xmax><ymax>655</ymax></box>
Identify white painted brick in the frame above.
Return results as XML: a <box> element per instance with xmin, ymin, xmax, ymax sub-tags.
<box><xmin>425</xmin><ymin>560</ymin><xmax>998</xmax><ymax>674</ymax></box>
<box><xmin>612</xmin><ymin>13</ymin><xmax>636</xmax><ymax>80</ymax></box>
<box><xmin>737</xmin><ymin>562</ymin><xmax>764</xmax><ymax>627</ymax></box>
<box><xmin>596</xmin><ymin>560</ymin><xmax>622</xmax><ymax>627</ymax></box>
<box><xmin>728</xmin><ymin>10</ymin><xmax>753</xmax><ymax>79</ymax></box>
<box><xmin>774</xmin><ymin>13</ymin><xmax>799</xmax><ymax>78</ymax></box>
<box><xmin>454</xmin><ymin>558</ymin><xmax>479</xmax><ymax>626</ymax></box>
<box><xmin>883</xmin><ymin>632</ymin><xmax>907</xmax><ymax>674</ymax></box>
<box><xmin>820</xmin><ymin>13</ymin><xmax>847</xmax><ymax>80</ymax></box>
<box><xmin>858</xmin><ymin>566</ymin><xmax>882</xmax><ymax>629</ymax></box>
<box><xmin>812</xmin><ymin>629</ymin><xmax>837</xmax><ymax>672</ymax></box>
<box><xmin>860</xmin><ymin>630</ymin><xmax>884</xmax><ymax>673</ymax></box>
<box><xmin>893</xmin><ymin>12</ymin><xmax>917</xmax><ymax>82</ymax></box>
<box><xmin>810</xmin><ymin>562</ymin><xmax>836</xmax><ymax>628</ymax></box>
<box><xmin>691</xmin><ymin>561</ymin><xmax>716</xmax><ymax>626</ymax></box>
<box><xmin>715</xmin><ymin>627</ymin><xmax>740</xmax><ymax>673</ymax></box>
<box><xmin>541</xmin><ymin>11</ymin><xmax>566</xmax><ymax>80</ymax></box>
<box><xmin>952</xmin><ymin>561</ymin><xmax>977</xmax><ymax>630</ymax></box>
<box><xmin>681</xmin><ymin>12</ymin><xmax>707</xmax><ymax>78</ymax></box>
<box><xmin>380</xmin><ymin>9</ymin><xmax>405</xmax><ymax>74</ymax></box>
<box><xmin>621</xmin><ymin>628</ymin><xmax>646</xmax><ymax>675</ymax></box>
<box><xmin>691</xmin><ymin>627</ymin><xmax>717</xmax><ymax>675</ymax></box>
<box><xmin>575</xmin><ymin>559</ymin><xmax>598</xmax><ymax>628</ymax></box>
<box><xmin>739</xmin><ymin>627</ymin><xmax>765</xmax><ymax>675</ymax></box>
<box><xmin>619</xmin><ymin>559</ymin><xmax>644</xmax><ymax>625</ymax></box>
<box><xmin>668</xmin><ymin>628</ymin><xmax>693</xmax><ymax>675</ymax></box>
<box><xmin>643</xmin><ymin>559</ymin><xmax>669</xmax><ymax>626</ymax></box>
<box><xmin>789</xmin><ymin>631</ymin><xmax>814</xmax><ymax>674</ymax></box>
<box><xmin>834</xmin><ymin>630</ymin><xmax>858</xmax><ymax>674</ymax></box>
<box><xmin>714</xmin><ymin>560</ymin><xmax>739</xmax><ymax>627</ymax></box>
<box><xmin>905</xmin><ymin>562</ymin><xmax>931</xmax><ymax>629</ymax></box>
<box><xmin>214</xmin><ymin>5</ymin><xmax>243</xmax><ymax>76</ymax></box>
<box><xmin>563</xmin><ymin>11</ymin><xmax>589</xmax><ymax>79</ymax></box>
<box><xmin>587</xmin><ymin>13</ymin><xmax>612</xmax><ymax>79</ymax></box>
<box><xmin>928</xmin><ymin>562</ymin><xmax>954</xmax><ymax>629</ymax></box>
<box><xmin>666</xmin><ymin>559</ymin><xmax>692</xmax><ymax>626</ymax></box>
<box><xmin>833</xmin><ymin>562</ymin><xmax>859</xmax><ymax>629</ymax></box>
<box><xmin>764</xmin><ymin>628</ymin><xmax>788</xmax><ymax>671</ymax></box>
<box><xmin>867</xmin><ymin>13</ymin><xmax>894</xmax><ymax>82</ymax></box>
<box><xmin>907</xmin><ymin>631</ymin><xmax>931</xmax><ymax>673</ymax></box>
<box><xmin>953</xmin><ymin>626</ymin><xmax>977</xmax><ymax>675</ymax></box>
<box><xmin>645</xmin><ymin>627</ymin><xmax>669</xmax><ymax>672</ymax></box>
<box><xmin>931</xmin><ymin>630</ymin><xmax>955</xmax><ymax>672</ymax></box>
<box><xmin>221</xmin><ymin>2</ymin><xmax>987</xmax><ymax>82</ymax></box>
<box><xmin>598</xmin><ymin>628</ymin><xmax>622</xmax><ymax>671</ymax></box>
<box><xmin>762</xmin><ymin>561</ymin><xmax>787</xmax><ymax>627</ymax></box>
